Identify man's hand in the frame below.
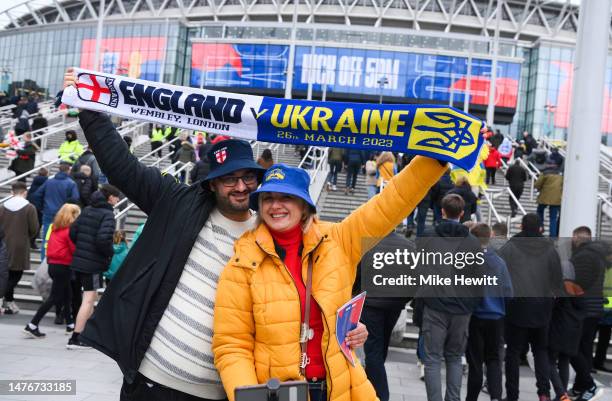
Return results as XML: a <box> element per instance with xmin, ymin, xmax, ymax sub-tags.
<box><xmin>345</xmin><ymin>322</ymin><xmax>368</xmax><ymax>349</ymax></box>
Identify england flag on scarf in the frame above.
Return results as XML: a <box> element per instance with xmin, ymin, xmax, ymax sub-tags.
<box><xmin>76</xmin><ymin>73</ymin><xmax>116</xmax><ymax>106</ymax></box>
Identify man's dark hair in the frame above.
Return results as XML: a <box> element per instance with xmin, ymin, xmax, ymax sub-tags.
<box><xmin>441</xmin><ymin>194</ymin><xmax>465</xmax><ymax>219</ymax></box>
<box><xmin>572</xmin><ymin>226</ymin><xmax>592</xmax><ymax>248</ymax></box>
<box><xmin>38</xmin><ymin>167</ymin><xmax>49</xmax><ymax>176</ymax></box>
<box><xmin>470</xmin><ymin>223</ymin><xmax>491</xmax><ymax>247</ymax></box>
<box><xmin>491</xmin><ymin>222</ymin><xmax>508</xmax><ymax>237</ymax></box>
<box><xmin>573</xmin><ymin>226</ymin><xmax>592</xmax><ymax>238</ymax></box>
<box><xmin>100</xmin><ymin>184</ymin><xmax>121</xmax><ymax>200</ymax></box>
<box><xmin>58</xmin><ymin>163</ymin><xmax>71</xmax><ymax>173</ymax></box>
<box><xmin>261</xmin><ymin>149</ymin><xmax>273</xmax><ymax>161</ymax></box>
<box><xmin>521</xmin><ymin>213</ymin><xmax>541</xmax><ymax>234</ymax></box>
<box><xmin>11</xmin><ymin>181</ymin><xmax>27</xmax><ymax>194</ymax></box>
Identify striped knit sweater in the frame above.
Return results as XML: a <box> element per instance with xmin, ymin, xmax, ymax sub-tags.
<box><xmin>139</xmin><ymin>208</ymin><xmax>256</xmax><ymax>398</ymax></box>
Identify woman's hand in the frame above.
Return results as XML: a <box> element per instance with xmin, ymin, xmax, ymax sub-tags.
<box><xmin>345</xmin><ymin>322</ymin><xmax>368</xmax><ymax>348</ymax></box>
<box><xmin>64</xmin><ymin>67</ymin><xmax>77</xmax><ymax>90</ymax></box>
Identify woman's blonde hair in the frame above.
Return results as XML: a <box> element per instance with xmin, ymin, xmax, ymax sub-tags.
<box><xmin>376</xmin><ymin>151</ymin><xmax>395</xmax><ymax>167</ymax></box>
<box><xmin>255</xmin><ymin>194</ymin><xmax>317</xmax><ymax>233</ymax></box>
<box><xmin>52</xmin><ymin>204</ymin><xmax>81</xmax><ymax>230</ymax></box>
<box><xmin>114</xmin><ymin>230</ymin><xmax>126</xmax><ymax>244</ymax></box>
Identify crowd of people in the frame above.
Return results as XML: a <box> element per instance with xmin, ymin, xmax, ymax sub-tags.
<box><xmin>0</xmin><ymin>70</ymin><xmax>609</xmax><ymax>401</ymax></box>
<box><xmin>322</xmin><ymin>128</ymin><xmax>565</xmax><ymax>239</ymax></box>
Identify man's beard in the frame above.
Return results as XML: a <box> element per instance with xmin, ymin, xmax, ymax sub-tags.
<box><xmin>216</xmin><ymin>191</ymin><xmax>251</xmax><ymax>213</ymax></box>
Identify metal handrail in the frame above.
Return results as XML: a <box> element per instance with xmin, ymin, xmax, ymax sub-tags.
<box><xmin>481</xmin><ymin>190</ymin><xmax>502</xmax><ymax>225</ymax></box>
<box><xmin>596</xmin><ymin>193</ymin><xmax>612</xmax><ymax>236</ymax></box>
<box><xmin>516</xmin><ymin>157</ymin><xmax>538</xmax><ymax>200</ymax></box>
<box><xmin>0</xmin><ymin>158</ymin><xmax>62</xmax><ymax>188</ymax></box>
<box><xmin>306</xmin><ymin>147</ymin><xmax>329</xmax><ymax>181</ymax></box>
<box><xmin>114</xmin><ymin>161</ymin><xmax>192</xmax><ymax>227</ymax></box>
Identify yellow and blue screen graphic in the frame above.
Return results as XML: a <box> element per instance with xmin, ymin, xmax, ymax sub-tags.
<box><xmin>255</xmin><ymin>97</ymin><xmax>484</xmax><ymax>170</ymax></box>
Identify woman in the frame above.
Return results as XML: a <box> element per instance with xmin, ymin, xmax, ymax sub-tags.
<box><xmin>23</xmin><ymin>203</ymin><xmax>81</xmax><ymax>338</ymax></box>
<box><xmin>103</xmin><ymin>231</ymin><xmax>129</xmax><ymax>282</ymax></box>
<box><xmin>376</xmin><ymin>152</ymin><xmax>396</xmax><ymax>192</ymax></box>
<box><xmin>483</xmin><ymin>143</ymin><xmax>502</xmax><ymax>185</ymax></box>
<box><xmin>213</xmin><ymin>156</ymin><xmax>447</xmax><ymax>401</ymax></box>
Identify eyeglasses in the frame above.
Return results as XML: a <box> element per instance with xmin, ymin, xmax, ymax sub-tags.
<box><xmin>218</xmin><ymin>173</ymin><xmax>258</xmax><ymax>187</ymax></box>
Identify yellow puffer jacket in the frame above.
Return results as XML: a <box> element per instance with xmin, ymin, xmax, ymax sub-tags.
<box><xmin>213</xmin><ymin>156</ymin><xmax>446</xmax><ymax>401</ymax></box>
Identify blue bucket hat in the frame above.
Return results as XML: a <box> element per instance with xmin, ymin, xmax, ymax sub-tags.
<box><xmin>205</xmin><ymin>139</ymin><xmax>266</xmax><ymax>182</ymax></box>
<box><xmin>249</xmin><ymin>164</ymin><xmax>316</xmax><ymax>212</ymax></box>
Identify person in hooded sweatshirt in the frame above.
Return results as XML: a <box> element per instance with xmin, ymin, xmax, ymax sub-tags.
<box><xmin>499</xmin><ymin>213</ymin><xmax>563</xmax><ymax>401</ymax></box>
<box><xmin>0</xmin><ymin>182</ymin><xmax>39</xmax><ymax>314</ymax></box>
<box><xmin>465</xmin><ymin>223</ymin><xmax>513</xmax><ymax>401</ymax></box>
<box><xmin>31</xmin><ymin>162</ymin><xmax>79</xmax><ymax>260</ymax></box>
<box><xmin>415</xmin><ymin>194</ymin><xmax>484</xmax><ymax>401</ymax></box>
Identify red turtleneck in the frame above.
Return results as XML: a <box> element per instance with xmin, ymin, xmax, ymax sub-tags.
<box><xmin>269</xmin><ymin>224</ymin><xmax>326</xmax><ymax>380</ymax></box>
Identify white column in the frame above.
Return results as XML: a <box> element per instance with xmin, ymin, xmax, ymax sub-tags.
<box><xmin>284</xmin><ymin>0</ymin><xmax>299</xmax><ymax>99</ymax></box>
<box><xmin>93</xmin><ymin>0</ymin><xmax>105</xmax><ymax>72</ymax></box>
<box><xmin>559</xmin><ymin>0</ymin><xmax>612</xmax><ymax>237</ymax></box>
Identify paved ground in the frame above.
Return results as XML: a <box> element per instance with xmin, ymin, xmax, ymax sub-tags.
<box><xmin>0</xmin><ymin>312</ymin><xmax>611</xmax><ymax>401</ymax></box>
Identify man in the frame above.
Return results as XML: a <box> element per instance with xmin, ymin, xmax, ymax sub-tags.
<box><xmin>0</xmin><ymin>182</ymin><xmax>39</xmax><ymax>314</ymax></box>
<box><xmin>67</xmin><ymin>184</ymin><xmax>120</xmax><ymax>349</ymax></box>
<box><xmin>357</xmin><ymin>231</ymin><xmax>413</xmax><ymax>401</ymax></box>
<box><xmin>327</xmin><ymin>147</ymin><xmax>344</xmax><ymax>191</ymax></box>
<box><xmin>416</xmin><ymin>194</ymin><xmax>483</xmax><ymax>401</ymax></box>
<box><xmin>344</xmin><ymin>148</ymin><xmax>365</xmax><ymax>194</ymax></box>
<box><xmin>26</xmin><ymin>167</ymin><xmax>48</xmax><ymax>250</ymax></box>
<box><xmin>71</xmin><ymin>145</ymin><xmax>101</xmax><ymax>180</ymax></box>
<box><xmin>489</xmin><ymin>222</ymin><xmax>508</xmax><ymax>251</ymax></box>
<box><xmin>505</xmin><ymin>159</ymin><xmax>528</xmax><ymax>217</ymax></box>
<box><xmin>70</xmin><ymin>104</ymin><xmax>269</xmax><ymax>398</ymax></box>
<box><xmin>535</xmin><ymin>166</ymin><xmax>563</xmax><ymax>237</ymax></box>
<box><xmin>568</xmin><ymin>226</ymin><xmax>607</xmax><ymax>401</ymax></box>
<box><xmin>31</xmin><ymin>161</ymin><xmax>79</xmax><ymax>260</ymax></box>
<box><xmin>149</xmin><ymin>124</ymin><xmax>165</xmax><ymax>158</ymax></box>
<box><xmin>499</xmin><ymin>213</ymin><xmax>563</xmax><ymax>401</ymax></box>
<box><xmin>465</xmin><ymin>223</ymin><xmax>513</xmax><ymax>401</ymax></box>
<box><xmin>72</xmin><ymin>165</ymin><xmax>98</xmax><ymax>207</ymax></box>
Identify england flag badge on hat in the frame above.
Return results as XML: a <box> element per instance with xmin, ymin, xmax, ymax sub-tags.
<box><xmin>214</xmin><ymin>147</ymin><xmax>228</xmax><ymax>164</ymax></box>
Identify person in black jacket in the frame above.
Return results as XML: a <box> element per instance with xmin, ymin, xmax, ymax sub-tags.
<box><xmin>416</xmin><ymin>194</ymin><xmax>484</xmax><ymax>401</ymax></box>
<box><xmin>26</xmin><ymin>167</ymin><xmax>48</xmax><ymax>249</ymax></box>
<box><xmin>430</xmin><ymin>168</ymin><xmax>453</xmax><ymax>225</ymax></box>
<box><xmin>343</xmin><ymin>149</ymin><xmax>365</xmax><ymax>194</ymax></box>
<box><xmin>446</xmin><ymin>176</ymin><xmax>477</xmax><ymax>223</ymax></box>
<box><xmin>356</xmin><ymin>231</ymin><xmax>413</xmax><ymax>401</ymax></box>
<box><xmin>568</xmin><ymin>226</ymin><xmax>608</xmax><ymax>401</ymax></box>
<box><xmin>67</xmin><ymin>184</ymin><xmax>119</xmax><ymax>350</ymax></box>
<box><xmin>190</xmin><ymin>157</ymin><xmax>211</xmax><ymax>184</ymax></box>
<box><xmin>9</xmin><ymin>133</ymin><xmax>38</xmax><ymax>181</ymax></box>
<box><xmin>499</xmin><ymin>213</ymin><xmax>563</xmax><ymax>401</ymax></box>
<box><xmin>505</xmin><ymin>160</ymin><xmax>528</xmax><ymax>217</ymax></box>
<box><xmin>72</xmin><ymin>165</ymin><xmax>99</xmax><ymax>207</ymax></box>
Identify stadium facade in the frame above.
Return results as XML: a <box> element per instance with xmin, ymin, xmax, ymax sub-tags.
<box><xmin>0</xmin><ymin>0</ymin><xmax>610</xmax><ymax>141</ymax></box>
